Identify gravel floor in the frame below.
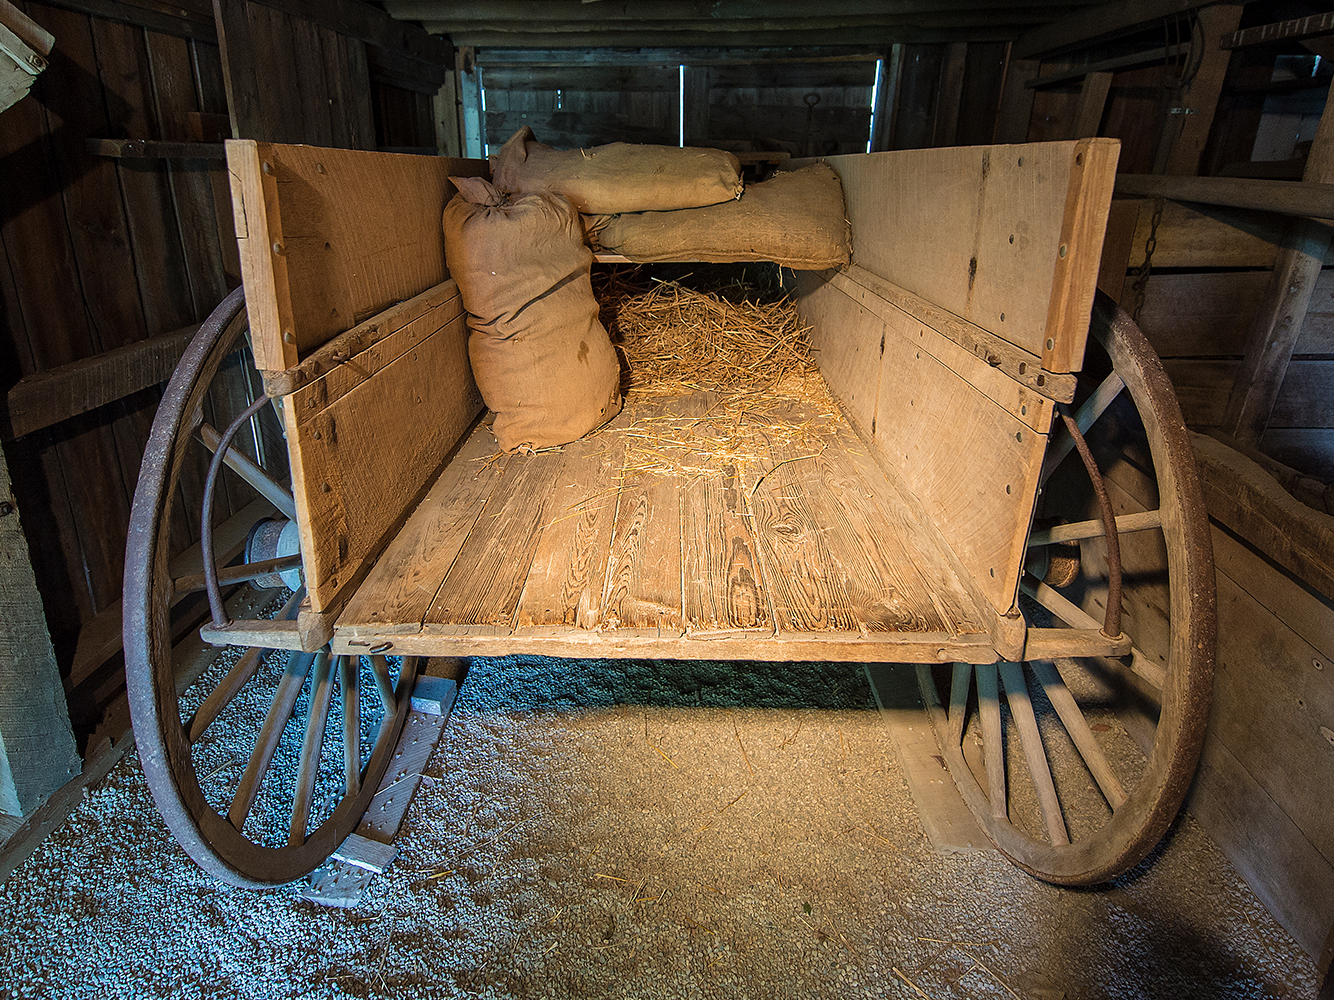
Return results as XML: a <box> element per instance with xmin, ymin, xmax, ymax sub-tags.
<box><xmin>0</xmin><ymin>654</ymin><xmax>1318</xmax><ymax>999</ymax></box>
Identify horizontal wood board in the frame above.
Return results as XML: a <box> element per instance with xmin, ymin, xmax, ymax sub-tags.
<box><xmin>795</xmin><ymin>273</ymin><xmax>1052</xmax><ymax>617</ymax></box>
<box><xmin>336</xmin><ymin>391</ymin><xmax>991</xmax><ymax>656</ymax></box>
<box><xmin>284</xmin><ymin>290</ymin><xmax>482</xmax><ymax>612</ymax></box>
<box><xmin>801</xmin><ymin>138</ymin><xmax>1118</xmax><ymax>372</ymax></box>
<box><xmin>226</xmin><ymin>140</ymin><xmax>488</xmax><ymax>370</ymax></box>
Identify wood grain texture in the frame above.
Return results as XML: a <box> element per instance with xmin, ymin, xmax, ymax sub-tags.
<box><xmin>424</xmin><ymin>449</ymin><xmax>566</xmax><ymax>631</ymax></box>
<box><xmin>682</xmin><ymin>463</ymin><xmax>771</xmax><ymax>637</ymax></box>
<box><xmin>226</xmin><ymin>140</ymin><xmax>488</xmax><ymax>369</ymax></box>
<box><xmin>337</xmin><ymin>424</ymin><xmax>502</xmax><ymax>634</ymax></box>
<box><xmin>285</xmin><ymin>295</ymin><xmax>481</xmax><ymax>612</ymax></box>
<box><xmin>1211</xmin><ymin>530</ymin><xmax>1334</xmax><ymax>865</ymax></box>
<box><xmin>791</xmin><ymin>270</ymin><xmax>884</xmax><ymax>436</ymax></box>
<box><xmin>515</xmin><ymin>428</ymin><xmax>627</xmax><ymax>630</ymax></box>
<box><xmin>1041</xmin><ymin>137</ymin><xmax>1120</xmax><ymax>373</ymax></box>
<box><xmin>1195</xmin><ymin>433</ymin><xmax>1334</xmax><ymax>598</ymax></box>
<box><xmin>601</xmin><ymin>471</ymin><xmax>685</xmax><ymax>636</ymax></box>
<box><xmin>804</xmin><ymin>139</ymin><xmax>1117</xmax><ymax>367</ymax></box>
<box><xmin>338</xmin><ymin>388</ymin><xmax>991</xmax><ymax>653</ymax></box>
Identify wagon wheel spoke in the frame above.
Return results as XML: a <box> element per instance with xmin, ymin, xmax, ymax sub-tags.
<box><xmin>1021</xmin><ymin>575</ymin><xmax>1165</xmax><ymax>690</ymax></box>
<box><xmin>229</xmin><ymin>650</ymin><xmax>315</xmax><ymax>831</ymax></box>
<box><xmin>1039</xmin><ymin>369</ymin><xmax>1126</xmax><ymax>488</ymax></box>
<box><xmin>999</xmin><ymin>661</ymin><xmax>1070</xmax><ymax>846</ymax></box>
<box><xmin>289</xmin><ymin>651</ymin><xmax>336</xmax><ymax>846</ymax></box>
<box><xmin>1026</xmin><ymin>510</ymin><xmax>1161</xmax><ymax>547</ymax></box>
<box><xmin>340</xmin><ymin>655</ymin><xmax>361</xmax><ymax>796</ymax></box>
<box><xmin>199</xmin><ymin>420</ymin><xmax>298</xmax><ymax>520</ymax></box>
<box><xmin>370</xmin><ymin>654</ymin><xmax>398</xmax><ymax>718</ymax></box>
<box><xmin>976</xmin><ymin>662</ymin><xmax>1007</xmax><ymax>821</ymax></box>
<box><xmin>1035</xmin><ymin>659</ymin><xmax>1127</xmax><ymax>810</ymax></box>
<box><xmin>173</xmin><ymin>554</ymin><xmax>304</xmax><ymax>596</ymax></box>
<box><xmin>947</xmin><ymin>661</ymin><xmax>971</xmax><ymax>748</ymax></box>
<box><xmin>185</xmin><ymin>589</ymin><xmax>303</xmax><ymax>742</ymax></box>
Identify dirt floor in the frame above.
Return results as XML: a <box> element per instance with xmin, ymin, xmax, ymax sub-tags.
<box><xmin>0</xmin><ymin>654</ymin><xmax>1319</xmax><ymax>999</ymax></box>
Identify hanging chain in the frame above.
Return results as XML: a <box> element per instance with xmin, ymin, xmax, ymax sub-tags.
<box><xmin>1129</xmin><ymin>197</ymin><xmax>1165</xmax><ymax>324</ymax></box>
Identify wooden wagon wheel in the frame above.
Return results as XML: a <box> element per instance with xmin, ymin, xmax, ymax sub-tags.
<box><xmin>921</xmin><ymin>293</ymin><xmax>1215</xmax><ymax>885</ymax></box>
<box><xmin>124</xmin><ymin>288</ymin><xmax>418</xmax><ymax>889</ymax></box>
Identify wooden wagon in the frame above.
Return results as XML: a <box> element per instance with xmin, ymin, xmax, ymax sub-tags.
<box><xmin>122</xmin><ymin>135</ymin><xmax>1214</xmax><ymax>890</ymax></box>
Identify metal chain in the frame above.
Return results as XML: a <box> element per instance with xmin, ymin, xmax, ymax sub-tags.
<box><xmin>1129</xmin><ymin>197</ymin><xmax>1165</xmax><ymax>324</ymax></box>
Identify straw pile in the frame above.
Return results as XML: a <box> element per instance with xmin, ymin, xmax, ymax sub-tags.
<box><xmin>590</xmin><ymin>267</ymin><xmax>843</xmax><ymax>480</ymax></box>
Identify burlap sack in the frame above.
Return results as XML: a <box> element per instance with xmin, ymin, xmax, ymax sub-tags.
<box><xmin>491</xmin><ymin>126</ymin><xmax>743</xmax><ymax>215</ymax></box>
<box><xmin>443</xmin><ymin>176</ymin><xmax>622</xmax><ymax>453</ymax></box>
<box><xmin>591</xmin><ymin>163</ymin><xmax>852</xmax><ymax>269</ymax></box>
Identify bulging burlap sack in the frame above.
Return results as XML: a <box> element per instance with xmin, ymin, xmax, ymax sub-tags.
<box><xmin>591</xmin><ymin>163</ymin><xmax>852</xmax><ymax>270</ymax></box>
<box><xmin>491</xmin><ymin>126</ymin><xmax>744</xmax><ymax>215</ymax></box>
<box><xmin>443</xmin><ymin>176</ymin><xmax>622</xmax><ymax>453</ymax></box>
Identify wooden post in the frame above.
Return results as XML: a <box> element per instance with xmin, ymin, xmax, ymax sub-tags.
<box><xmin>433</xmin><ymin>69</ymin><xmax>461</xmax><ymax>158</ymax></box>
<box><xmin>1163</xmin><ymin>4</ymin><xmax>1244</xmax><ymax>176</ymax></box>
<box><xmin>1222</xmin><ymin>78</ymin><xmax>1334</xmax><ymax>447</ymax></box>
<box><xmin>457</xmin><ymin>45</ymin><xmax>483</xmax><ymax>158</ymax></box>
<box><xmin>1071</xmin><ymin>71</ymin><xmax>1111</xmax><ymax>138</ymax></box>
<box><xmin>681</xmin><ymin>65</ymin><xmax>709</xmax><ymax>147</ymax></box>
<box><xmin>212</xmin><ymin>0</ymin><xmax>267</xmax><ymax>139</ymax></box>
<box><xmin>870</xmin><ymin>44</ymin><xmax>902</xmax><ymax>152</ymax></box>
<box><xmin>0</xmin><ymin>446</ymin><xmax>80</xmax><ymax>817</ymax></box>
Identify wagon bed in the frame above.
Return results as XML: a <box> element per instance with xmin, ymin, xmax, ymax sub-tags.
<box><xmin>334</xmin><ymin>390</ymin><xmax>992</xmax><ymax>662</ymax></box>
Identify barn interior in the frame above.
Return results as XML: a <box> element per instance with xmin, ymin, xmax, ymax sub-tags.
<box><xmin>1</xmin><ymin>1</ymin><xmax>1333</xmax><ymax>997</ymax></box>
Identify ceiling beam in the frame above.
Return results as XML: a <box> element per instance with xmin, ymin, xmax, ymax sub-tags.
<box><xmin>389</xmin><ymin>0</ymin><xmax>1093</xmax><ymax>22</ymax></box>
<box><xmin>1011</xmin><ymin>0</ymin><xmax>1211</xmax><ymax>60</ymax></box>
<box><xmin>442</xmin><ymin>26</ymin><xmax>1042</xmax><ymax>50</ymax></box>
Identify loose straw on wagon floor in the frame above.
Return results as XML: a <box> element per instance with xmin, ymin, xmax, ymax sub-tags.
<box><xmin>587</xmin><ymin>267</ymin><xmax>845</xmax><ymax>482</ymax></box>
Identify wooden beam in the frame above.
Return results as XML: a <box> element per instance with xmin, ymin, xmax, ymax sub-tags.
<box><xmin>0</xmin><ymin>1</ymin><xmax>54</xmax><ymax>56</ymax></box>
<box><xmin>36</xmin><ymin>0</ymin><xmax>216</xmax><ymax>41</ymax></box>
<box><xmin>478</xmin><ymin>46</ymin><xmax>883</xmax><ymax>66</ymax></box>
<box><xmin>2</xmin><ymin>324</ymin><xmax>198</xmax><ymax>442</ymax></box>
<box><xmin>1071</xmin><ymin>70</ymin><xmax>1111</xmax><ymax>139</ymax></box>
<box><xmin>933</xmin><ymin>41</ymin><xmax>968</xmax><ymax>147</ymax></box>
<box><xmin>1163</xmin><ymin>4</ymin><xmax>1243</xmax><ymax>177</ymax></box>
<box><xmin>392</xmin><ymin>0</ymin><xmax>1089</xmax><ymax>21</ymax></box>
<box><xmin>440</xmin><ymin>26</ymin><xmax>1033</xmax><ymax>50</ymax></box>
<box><xmin>1223</xmin><ymin>79</ymin><xmax>1334</xmax><ymax>447</ymax></box>
<box><xmin>1223</xmin><ymin>11</ymin><xmax>1334</xmax><ymax>51</ymax></box>
<box><xmin>1012</xmin><ymin>0</ymin><xmax>1209</xmax><ymax>60</ymax></box>
<box><xmin>86</xmin><ymin>137</ymin><xmax>226</xmax><ymax>159</ymax></box>
<box><xmin>1193</xmin><ymin>433</ymin><xmax>1334</xmax><ymax>600</ymax></box>
<box><xmin>0</xmin><ymin>446</ymin><xmax>80</xmax><ymax>817</ymax></box>
<box><xmin>248</xmin><ymin>0</ymin><xmax>450</xmax><ymax>65</ymax></box>
<box><xmin>1027</xmin><ymin>43</ymin><xmax>1189</xmax><ymax>88</ymax></box>
<box><xmin>212</xmin><ymin>0</ymin><xmax>265</xmax><ymax>139</ymax></box>
<box><xmin>1113</xmin><ymin>174</ymin><xmax>1334</xmax><ymax>222</ymax></box>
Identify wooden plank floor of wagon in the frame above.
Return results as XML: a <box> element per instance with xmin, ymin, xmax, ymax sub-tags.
<box><xmin>334</xmin><ymin>390</ymin><xmax>994</xmax><ymax>662</ymax></box>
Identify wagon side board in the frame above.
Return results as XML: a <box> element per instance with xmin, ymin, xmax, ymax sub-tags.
<box><xmin>796</xmin><ymin>138</ymin><xmax>1119</xmax><ymax>622</ymax></box>
<box><xmin>226</xmin><ymin>141</ymin><xmax>490</xmax><ymax>614</ymax></box>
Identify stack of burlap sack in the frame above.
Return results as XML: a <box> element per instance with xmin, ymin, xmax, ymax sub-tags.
<box><xmin>442</xmin><ymin>126</ymin><xmax>851</xmax><ymax>454</ymax></box>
